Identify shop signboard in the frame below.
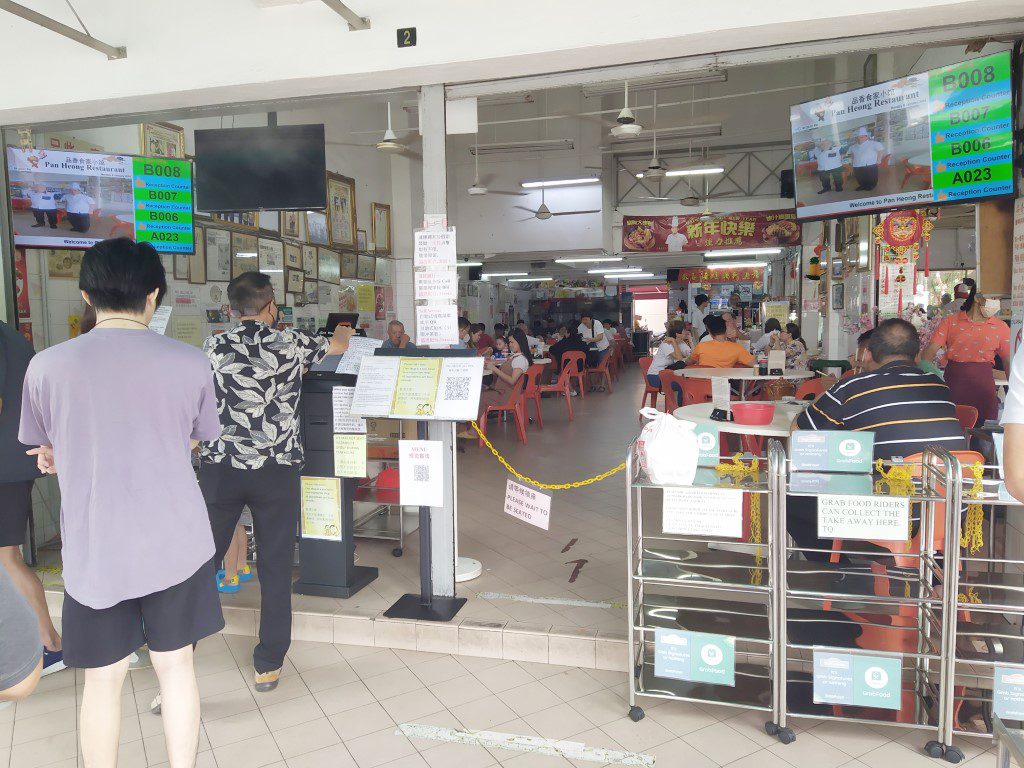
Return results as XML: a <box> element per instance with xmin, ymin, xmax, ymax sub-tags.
<box><xmin>654</xmin><ymin>629</ymin><xmax>735</xmax><ymax>686</ymax></box>
<box><xmin>993</xmin><ymin>667</ymin><xmax>1024</xmax><ymax>720</ymax></box>
<box><xmin>791</xmin><ymin>431</ymin><xmax>873</xmax><ymax>473</ymax></box>
<box><xmin>622</xmin><ymin>210</ymin><xmax>799</xmax><ymax>253</ymax></box>
<box><xmin>812</xmin><ymin>650</ymin><xmax>902</xmax><ymax>710</ymax></box>
<box><xmin>791</xmin><ymin>51</ymin><xmax>1013</xmax><ymax>220</ymax></box>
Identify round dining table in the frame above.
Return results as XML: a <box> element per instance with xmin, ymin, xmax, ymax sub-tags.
<box><xmin>677</xmin><ymin>367</ymin><xmax>815</xmax><ymax>400</ymax></box>
<box><xmin>671</xmin><ymin>401</ymin><xmax>807</xmax><ymax>438</ymax></box>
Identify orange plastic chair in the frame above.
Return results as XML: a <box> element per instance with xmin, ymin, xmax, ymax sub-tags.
<box><xmin>520</xmin><ymin>363</ymin><xmax>547</xmax><ymax>429</ymax></box>
<box><xmin>560</xmin><ymin>351</ymin><xmax>587</xmax><ymax>399</ymax></box>
<box><xmin>679</xmin><ymin>376</ymin><xmax>713</xmax><ymax>407</ymax></box>
<box><xmin>477</xmin><ymin>375</ymin><xmax>528</xmax><ymax>447</ymax></box>
<box><xmin>955</xmin><ymin>404</ymin><xmax>979</xmax><ymax>432</ymax></box>
<box><xmin>794</xmin><ymin>377</ymin><xmax>828</xmax><ymax>401</ymax></box>
<box><xmin>539</xmin><ymin>362</ymin><xmax>574</xmax><ymax>421</ymax></box>
<box><xmin>658</xmin><ymin>370</ymin><xmax>684</xmax><ymax>415</ymax></box>
<box><xmin>638</xmin><ymin>356</ymin><xmax>660</xmax><ymax>412</ymax></box>
<box><xmin>587</xmin><ymin>351</ymin><xmax>614</xmax><ymax>393</ymax></box>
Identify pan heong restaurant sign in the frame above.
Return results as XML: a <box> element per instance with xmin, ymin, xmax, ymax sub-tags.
<box><xmin>621</xmin><ymin>210</ymin><xmax>801</xmax><ymax>252</ymax></box>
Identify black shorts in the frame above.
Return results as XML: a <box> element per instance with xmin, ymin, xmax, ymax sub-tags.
<box><xmin>0</xmin><ymin>480</ymin><xmax>34</xmax><ymax>548</ymax></box>
<box><xmin>62</xmin><ymin>559</ymin><xmax>225</xmax><ymax>669</ymax></box>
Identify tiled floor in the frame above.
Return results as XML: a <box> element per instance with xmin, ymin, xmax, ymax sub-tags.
<box><xmin>0</xmin><ymin>632</ymin><xmax>999</xmax><ymax>768</ymax></box>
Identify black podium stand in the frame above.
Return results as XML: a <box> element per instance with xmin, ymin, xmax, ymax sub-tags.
<box><xmin>293</xmin><ymin>370</ymin><xmax>378</xmax><ymax>598</ymax></box>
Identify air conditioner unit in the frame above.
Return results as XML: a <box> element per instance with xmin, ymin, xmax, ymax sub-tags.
<box><xmin>470</xmin><ymin>139</ymin><xmax>574</xmax><ymax>156</ymax></box>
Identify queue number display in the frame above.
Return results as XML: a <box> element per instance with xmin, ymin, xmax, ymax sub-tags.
<box><xmin>132</xmin><ymin>157</ymin><xmax>195</xmax><ymax>254</ymax></box>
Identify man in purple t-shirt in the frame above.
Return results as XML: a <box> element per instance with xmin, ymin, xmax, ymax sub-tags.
<box><xmin>19</xmin><ymin>238</ymin><xmax>223</xmax><ymax>768</ymax></box>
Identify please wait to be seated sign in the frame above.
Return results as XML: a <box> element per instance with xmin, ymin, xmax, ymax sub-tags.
<box><xmin>817</xmin><ymin>494</ymin><xmax>910</xmax><ymax>542</ymax></box>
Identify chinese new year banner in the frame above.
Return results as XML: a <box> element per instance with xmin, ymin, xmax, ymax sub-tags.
<box><xmin>622</xmin><ymin>210</ymin><xmax>801</xmax><ymax>252</ymax></box>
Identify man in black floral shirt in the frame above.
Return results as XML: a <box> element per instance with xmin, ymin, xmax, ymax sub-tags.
<box><xmin>200</xmin><ymin>272</ymin><xmax>352</xmax><ymax>692</ymax></box>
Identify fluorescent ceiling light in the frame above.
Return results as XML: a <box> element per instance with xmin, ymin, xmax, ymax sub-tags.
<box><xmin>508</xmin><ymin>277</ymin><xmax>553</xmax><ymax>282</ymax></box>
<box><xmin>704</xmin><ymin>248</ymin><xmax>782</xmax><ymax>258</ymax></box>
<box><xmin>609</xmin><ymin>124</ymin><xmax>721</xmax><ymax>147</ymax></box>
<box><xmin>605</xmin><ymin>272</ymin><xmax>655</xmax><ymax>279</ymax></box>
<box><xmin>707</xmin><ymin>261</ymin><xmax>767</xmax><ymax>269</ymax></box>
<box><xmin>483</xmin><ymin>272</ymin><xmax>528</xmax><ymax>277</ymax></box>
<box><xmin>588</xmin><ymin>267</ymin><xmax>639</xmax><ymax>274</ymax></box>
<box><xmin>471</xmin><ymin>139</ymin><xmax>573</xmax><ymax>156</ymax></box>
<box><xmin>479</xmin><ymin>92</ymin><xmax>535</xmax><ymax>106</ymax></box>
<box><xmin>521</xmin><ymin>177</ymin><xmax>600</xmax><ymax>189</ymax></box>
<box><xmin>456</xmin><ymin>261</ymin><xmax>484</xmax><ymax>267</ymax></box>
<box><xmin>554</xmin><ymin>256</ymin><xmax>623</xmax><ymax>264</ymax></box>
<box><xmin>583</xmin><ymin>71</ymin><xmax>727</xmax><ymax>98</ymax></box>
<box><xmin>634</xmin><ymin>165</ymin><xmax>725</xmax><ymax>179</ymax></box>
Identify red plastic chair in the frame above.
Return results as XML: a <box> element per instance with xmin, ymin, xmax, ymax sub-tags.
<box><xmin>680</xmin><ymin>377</ymin><xmax>713</xmax><ymax>407</ymax></box>
<box><xmin>539</xmin><ymin>362</ymin><xmax>574</xmax><ymax>421</ymax></box>
<box><xmin>520</xmin><ymin>363</ymin><xmax>547</xmax><ymax>429</ymax></box>
<box><xmin>955</xmin><ymin>404</ymin><xmax>979</xmax><ymax>432</ymax></box>
<box><xmin>638</xmin><ymin>356</ymin><xmax>660</xmax><ymax>413</ymax></box>
<box><xmin>560</xmin><ymin>351</ymin><xmax>587</xmax><ymax>399</ymax></box>
<box><xmin>587</xmin><ymin>352</ymin><xmax>614</xmax><ymax>393</ymax></box>
<box><xmin>658</xmin><ymin>370</ymin><xmax>684</xmax><ymax>415</ymax></box>
<box><xmin>477</xmin><ymin>375</ymin><xmax>528</xmax><ymax>447</ymax></box>
<box><xmin>794</xmin><ymin>377</ymin><xmax>828</xmax><ymax>401</ymax></box>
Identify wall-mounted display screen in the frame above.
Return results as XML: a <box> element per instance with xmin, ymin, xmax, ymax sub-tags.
<box><xmin>7</xmin><ymin>148</ymin><xmax>195</xmax><ymax>252</ymax></box>
<box><xmin>790</xmin><ymin>51</ymin><xmax>1013</xmax><ymax>220</ymax></box>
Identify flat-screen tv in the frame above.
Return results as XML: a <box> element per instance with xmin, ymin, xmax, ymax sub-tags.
<box><xmin>194</xmin><ymin>124</ymin><xmax>326</xmax><ymax>212</ymax></box>
<box><xmin>790</xmin><ymin>51</ymin><xmax>1013</xmax><ymax>220</ymax></box>
<box><xmin>6</xmin><ymin>148</ymin><xmax>195</xmax><ymax>252</ymax></box>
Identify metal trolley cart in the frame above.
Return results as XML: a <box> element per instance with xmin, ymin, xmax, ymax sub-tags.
<box><xmin>625</xmin><ymin>437</ymin><xmax>784</xmax><ymax>725</ymax></box>
<box><xmin>941</xmin><ymin>447</ymin><xmax>1024</xmax><ymax>759</ymax></box>
<box><xmin>770</xmin><ymin>446</ymin><xmax>963</xmax><ymax>759</ymax></box>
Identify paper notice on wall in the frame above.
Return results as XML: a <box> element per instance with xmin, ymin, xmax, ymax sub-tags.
<box><xmin>332</xmin><ymin>386</ymin><xmax>367</xmax><ymax>433</ymax></box>
<box><xmin>356</xmin><ymin>283</ymin><xmax>375</xmax><ymax>313</ymax></box>
<box><xmin>171</xmin><ymin>316</ymin><xmax>207</xmax><ymax>347</ymax></box>
<box><xmin>415</xmin><ymin>270</ymin><xmax>459</xmax><ymax>302</ymax></box>
<box><xmin>335</xmin><ymin>335</ymin><xmax>384</xmax><ymax>376</ymax></box>
<box><xmin>333</xmin><ymin>433</ymin><xmax>367</xmax><ymax>477</ymax></box>
<box><xmin>351</xmin><ymin>356</ymin><xmax>401</xmax><ymax>416</ymax></box>
<box><xmin>503</xmin><ymin>479</ymin><xmax>552</xmax><ymax>530</ymax></box>
<box><xmin>171</xmin><ymin>286</ymin><xmax>200</xmax><ymax>306</ymax></box>
<box><xmin>414</xmin><ymin>228</ymin><xmax>457</xmax><ymax>269</ymax></box>
<box><xmin>662</xmin><ymin>487</ymin><xmax>743</xmax><ymax>538</ymax></box>
<box><xmin>434</xmin><ymin>357</ymin><xmax>485</xmax><ymax>420</ymax></box>
<box><xmin>300</xmin><ymin>476</ymin><xmax>342</xmax><ymax>541</ymax></box>
<box><xmin>416</xmin><ymin>305</ymin><xmax>459</xmax><ymax>346</ymax></box>
<box><xmin>817</xmin><ymin>494</ymin><xmax>909</xmax><ymax>542</ymax></box>
<box><xmin>398</xmin><ymin>440</ymin><xmax>444</xmax><ymax>507</ymax></box>
<box><xmin>711</xmin><ymin>377</ymin><xmax>731</xmax><ymax>411</ymax></box>
<box><xmin>148</xmin><ymin>305</ymin><xmax>172</xmax><ymax>335</ymax></box>
<box><xmin>763</xmin><ymin>301</ymin><xmax>789</xmax><ymax>325</ymax></box>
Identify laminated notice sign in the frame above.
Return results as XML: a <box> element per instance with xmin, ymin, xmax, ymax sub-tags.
<box><xmin>504</xmin><ymin>479</ymin><xmax>552</xmax><ymax>530</ymax></box>
<box><xmin>333</xmin><ymin>433</ymin><xmax>367</xmax><ymax>477</ymax></box>
<box><xmin>415</xmin><ymin>270</ymin><xmax>458</xmax><ymax>302</ymax></box>
<box><xmin>414</xmin><ymin>228</ymin><xmax>457</xmax><ymax>269</ymax></box>
<box><xmin>662</xmin><ymin>487</ymin><xmax>743</xmax><ymax>538</ymax></box>
<box><xmin>332</xmin><ymin>387</ymin><xmax>367</xmax><ymax>433</ymax></box>
<box><xmin>994</xmin><ymin>667</ymin><xmax>1024</xmax><ymax>719</ymax></box>
<box><xmin>813</xmin><ymin>650</ymin><xmax>901</xmax><ymax>710</ymax></box>
<box><xmin>399</xmin><ymin>440</ymin><xmax>444</xmax><ymax>507</ymax></box>
<box><xmin>434</xmin><ymin>357</ymin><xmax>485</xmax><ymax>420</ymax></box>
<box><xmin>300</xmin><ymin>476</ymin><xmax>342</xmax><ymax>541</ymax></box>
<box><xmin>391</xmin><ymin>358</ymin><xmax>443</xmax><ymax>418</ymax></box>
<box><xmin>351</xmin><ymin>356</ymin><xmax>400</xmax><ymax>417</ymax></box>
<box><xmin>817</xmin><ymin>494</ymin><xmax>909</xmax><ymax>541</ymax></box>
<box><xmin>415</xmin><ymin>305</ymin><xmax>459</xmax><ymax>346</ymax></box>
<box><xmin>654</xmin><ymin>628</ymin><xmax>735</xmax><ymax>686</ymax></box>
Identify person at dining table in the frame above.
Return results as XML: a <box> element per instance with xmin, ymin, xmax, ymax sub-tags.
<box><xmin>687</xmin><ymin>315</ymin><xmax>754</xmax><ymax>368</ymax></box>
<box><xmin>470</xmin><ymin>323</ymin><xmax>494</xmax><ymax>356</ymax></box>
<box><xmin>478</xmin><ymin>329</ymin><xmax>533</xmax><ymax>420</ymax></box>
<box><xmin>647</xmin><ymin>321</ymin><xmax>691</xmax><ymax>404</ymax></box>
<box><xmin>751</xmin><ymin>318</ymin><xmax>782</xmax><ymax>355</ymax></box>
<box><xmin>920</xmin><ymin>278</ymin><xmax>1009</xmax><ymax>428</ymax></box>
<box><xmin>770</xmin><ymin>322</ymin><xmax>809</xmax><ymax>384</ymax></box>
<box><xmin>721</xmin><ymin>311</ymin><xmax>749</xmax><ymax>342</ymax></box>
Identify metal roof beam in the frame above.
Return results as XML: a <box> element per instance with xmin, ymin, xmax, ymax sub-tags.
<box><xmin>0</xmin><ymin>0</ymin><xmax>125</xmax><ymax>59</ymax></box>
<box><xmin>318</xmin><ymin>0</ymin><xmax>369</xmax><ymax>31</ymax></box>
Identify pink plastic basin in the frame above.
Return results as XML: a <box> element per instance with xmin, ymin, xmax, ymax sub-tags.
<box><xmin>731</xmin><ymin>402</ymin><xmax>776</xmax><ymax>426</ymax></box>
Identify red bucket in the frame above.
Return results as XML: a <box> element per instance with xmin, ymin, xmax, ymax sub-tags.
<box><xmin>731</xmin><ymin>402</ymin><xmax>775</xmax><ymax>426</ymax></box>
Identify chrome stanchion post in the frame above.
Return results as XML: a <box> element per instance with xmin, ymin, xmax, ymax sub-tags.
<box><xmin>625</xmin><ymin>441</ymin><xmax>641</xmax><ymax>719</ymax></box>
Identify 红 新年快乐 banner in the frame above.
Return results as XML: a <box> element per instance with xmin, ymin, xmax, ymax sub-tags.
<box><xmin>621</xmin><ymin>210</ymin><xmax>800</xmax><ymax>252</ymax></box>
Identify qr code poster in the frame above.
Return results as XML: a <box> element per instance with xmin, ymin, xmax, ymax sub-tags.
<box><xmin>504</xmin><ymin>479</ymin><xmax>552</xmax><ymax>531</ymax></box>
<box><xmin>399</xmin><ymin>440</ymin><xmax>444</xmax><ymax>507</ymax></box>
<box><xmin>434</xmin><ymin>357</ymin><xmax>484</xmax><ymax>420</ymax></box>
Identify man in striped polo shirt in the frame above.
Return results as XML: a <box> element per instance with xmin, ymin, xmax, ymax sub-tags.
<box><xmin>789</xmin><ymin>318</ymin><xmax>966</xmax><ymax>559</ymax></box>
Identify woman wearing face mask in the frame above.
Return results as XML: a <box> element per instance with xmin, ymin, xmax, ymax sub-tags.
<box><xmin>922</xmin><ymin>278</ymin><xmax>1009</xmax><ymax>427</ymax></box>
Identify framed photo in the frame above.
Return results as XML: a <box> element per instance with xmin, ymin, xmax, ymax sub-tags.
<box><xmin>289</xmin><ymin>291</ymin><xmax>305</xmax><ymax>308</ymax></box>
<box><xmin>357</xmin><ymin>229</ymin><xmax>368</xmax><ymax>252</ymax></box>
<box><xmin>830</xmin><ymin>259</ymin><xmax>843</xmax><ymax>280</ymax></box>
<box><xmin>285</xmin><ymin>242</ymin><xmax>302</xmax><ymax>270</ymax></box>
<box><xmin>213</xmin><ymin>212</ymin><xmax>259</xmax><ymax>231</ymax></box>
<box><xmin>374</xmin><ymin>257</ymin><xmax>391</xmax><ymax>285</ymax></box>
<box><xmin>259</xmin><ymin>211</ymin><xmax>280</xmax><ymax>234</ymax></box>
<box><xmin>46</xmin><ymin>250</ymin><xmax>83</xmax><ymax>279</ymax></box>
<box><xmin>140</xmin><ymin>122</ymin><xmax>185</xmax><ymax>159</ymax></box>
<box><xmin>306</xmin><ymin>211</ymin><xmax>329</xmax><ymax>246</ymax></box>
<box><xmin>341</xmin><ymin>251</ymin><xmax>357</xmax><ymax>279</ymax></box>
<box><xmin>357</xmin><ymin>253</ymin><xmax>376</xmax><ymax>281</ymax></box>
<box><xmin>230</xmin><ymin>233</ymin><xmax>259</xmax><ymax>279</ymax></box>
<box><xmin>326</xmin><ymin>173</ymin><xmax>357</xmax><ymax>250</ymax></box>
<box><xmin>302</xmin><ymin>245</ymin><xmax>318</xmax><ymax>279</ymax></box>
<box><xmin>371</xmin><ymin>202</ymin><xmax>392</xmax><ymax>255</ymax></box>
<box><xmin>173</xmin><ymin>253</ymin><xmax>189</xmax><ymax>280</ymax></box>
<box><xmin>189</xmin><ymin>227</ymin><xmax>207</xmax><ymax>284</ymax></box>
<box><xmin>282</xmin><ymin>211</ymin><xmax>306</xmax><ymax>241</ymax></box>
<box><xmin>305</xmin><ymin>281</ymin><xmax>320</xmax><ymax>306</ymax></box>
<box><xmin>205</xmin><ymin>228</ymin><xmax>232</xmax><ymax>282</ymax></box>
<box><xmin>258</xmin><ymin>238</ymin><xmax>285</xmax><ymax>297</ymax></box>
<box><xmin>831</xmin><ymin>282</ymin><xmax>844</xmax><ymax>310</ymax></box>
<box><xmin>318</xmin><ymin>248</ymin><xmax>341</xmax><ymax>285</ymax></box>
<box><xmin>287</xmin><ymin>269</ymin><xmax>305</xmax><ymax>293</ymax></box>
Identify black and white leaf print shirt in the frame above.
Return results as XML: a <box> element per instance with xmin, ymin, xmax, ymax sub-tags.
<box><xmin>200</xmin><ymin>321</ymin><xmax>330</xmax><ymax>469</ymax></box>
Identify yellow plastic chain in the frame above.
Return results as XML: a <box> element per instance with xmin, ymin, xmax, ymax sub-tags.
<box><xmin>874</xmin><ymin>459</ymin><xmax>916</xmax><ymax>548</ymax></box>
<box><xmin>469</xmin><ymin>421</ymin><xmax>625</xmax><ymax>490</ymax></box>
<box><xmin>713</xmin><ymin>455</ymin><xmax>764</xmax><ymax>585</ymax></box>
<box><xmin>960</xmin><ymin>461</ymin><xmax>985</xmax><ymax>554</ymax></box>
<box><xmin>958</xmin><ymin>587</ymin><xmax>982</xmax><ymax>604</ymax></box>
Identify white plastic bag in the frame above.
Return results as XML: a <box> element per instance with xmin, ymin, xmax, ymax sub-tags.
<box><xmin>637</xmin><ymin>407</ymin><xmax>699</xmax><ymax>486</ymax></box>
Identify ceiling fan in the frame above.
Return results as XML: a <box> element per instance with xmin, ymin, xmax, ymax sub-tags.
<box><xmin>514</xmin><ymin>188</ymin><xmax>600</xmax><ymax>221</ymax></box>
<box><xmin>638</xmin><ymin>194</ymin><xmax>703</xmax><ymax>206</ymax></box>
<box><xmin>638</xmin><ymin>93</ymin><xmax>667</xmax><ymax>180</ymax></box>
<box><xmin>609</xmin><ymin>81</ymin><xmax>643</xmax><ymax>138</ymax></box>
<box><xmin>467</xmin><ymin>132</ymin><xmax>526</xmax><ymax>196</ymax></box>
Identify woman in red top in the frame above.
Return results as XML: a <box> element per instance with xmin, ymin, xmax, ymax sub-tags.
<box><xmin>922</xmin><ymin>278</ymin><xmax>1009</xmax><ymax>427</ymax></box>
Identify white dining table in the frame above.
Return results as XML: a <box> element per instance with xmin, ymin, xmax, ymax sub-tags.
<box><xmin>677</xmin><ymin>367</ymin><xmax>815</xmax><ymax>399</ymax></box>
<box><xmin>671</xmin><ymin>401</ymin><xmax>807</xmax><ymax>438</ymax></box>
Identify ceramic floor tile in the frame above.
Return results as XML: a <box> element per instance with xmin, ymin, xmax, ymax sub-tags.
<box><xmin>272</xmin><ymin>717</ymin><xmax>342</xmax><ymax>759</ymax></box>
<box><xmin>300</xmin><ymin>661</ymin><xmax>359</xmax><ymax>693</ymax></box>
<box><xmin>260</xmin><ymin>694</ymin><xmax>326</xmax><ymax>732</ymax></box>
<box><xmin>284</xmin><ymin>742</ymin><xmax>359</xmax><ymax>768</ymax></box>
<box><xmin>8</xmin><ymin>730</ymin><xmax>78</xmax><ymax>768</ymax></box>
<box><xmin>362</xmin><ymin>668</ymin><xmax>424</xmax><ymax>701</ymax></box>
<box><xmin>522</xmin><ymin>703</ymin><xmax>594</xmax><ymax>740</ymax></box>
<box><xmin>203</xmin><ymin>707</ymin><xmax>271</xmax><ymax>748</ymax></box>
<box><xmin>11</xmin><ymin>706</ymin><xmax>77</xmax><ymax>746</ymax></box>
<box><xmin>343</xmin><ymin>727</ymin><xmax>418</xmax><ymax>768</ymax></box>
<box><xmin>328</xmin><ymin>702</ymin><xmax>394</xmax><ymax>741</ymax></box>
<box><xmin>213</xmin><ymin>731</ymin><xmax>284</xmax><ymax>768</ymax></box>
<box><xmin>313</xmin><ymin>680</ymin><xmax>377</xmax><ymax>717</ymax></box>
<box><xmin>809</xmin><ymin>720</ymin><xmax>895</xmax><ymax>758</ymax></box>
<box><xmin>428</xmin><ymin>673</ymin><xmax>491</xmax><ymax>709</ymax></box>
<box><xmin>474</xmin><ymin>662</ymin><xmax>536</xmax><ymax>694</ymax></box>
<box><xmin>767</xmin><ymin>729</ymin><xmax>857</xmax><ymax>768</ymax></box>
<box><xmin>496</xmin><ymin>681</ymin><xmax>563</xmax><ymax>717</ymax></box>
<box><xmin>379</xmin><ymin>688</ymin><xmax>446</xmax><ymax>723</ymax></box>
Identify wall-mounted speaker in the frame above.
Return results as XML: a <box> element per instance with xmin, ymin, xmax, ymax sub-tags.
<box><xmin>780</xmin><ymin>169</ymin><xmax>795</xmax><ymax>199</ymax></box>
